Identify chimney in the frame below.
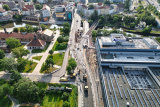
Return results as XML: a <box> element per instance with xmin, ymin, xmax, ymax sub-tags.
<box><xmin>4</xmin><ymin>28</ymin><xmax>7</xmax><ymax>34</ymax></box>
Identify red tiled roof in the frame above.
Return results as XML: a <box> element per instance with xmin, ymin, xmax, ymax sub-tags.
<box><xmin>95</xmin><ymin>6</ymin><xmax>110</xmax><ymax>9</ymax></box>
<box><xmin>25</xmin><ymin>5</ymin><xmax>34</xmax><ymax>10</ymax></box>
<box><xmin>22</xmin><ymin>8</ymin><xmax>28</xmax><ymax>11</ymax></box>
<box><xmin>98</xmin><ymin>3</ymin><xmax>103</xmax><ymax>6</ymax></box>
<box><xmin>0</xmin><ymin>8</ymin><xmax>5</xmax><ymax>12</ymax></box>
<box><xmin>27</xmin><ymin>39</ymin><xmax>45</xmax><ymax>47</ymax></box>
<box><xmin>0</xmin><ymin>32</ymin><xmax>34</xmax><ymax>39</ymax></box>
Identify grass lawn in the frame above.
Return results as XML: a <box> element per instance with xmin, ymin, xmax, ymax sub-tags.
<box><xmin>23</xmin><ymin>61</ymin><xmax>37</xmax><ymax>73</ymax></box>
<box><xmin>40</xmin><ymin>67</ymin><xmax>58</xmax><ymax>73</ymax></box>
<box><xmin>1</xmin><ymin>23</ymin><xmax>14</xmax><ymax>28</ymax></box>
<box><xmin>38</xmin><ymin>83</ymin><xmax>78</xmax><ymax>107</ymax></box>
<box><xmin>50</xmin><ymin>53</ymin><xmax>65</xmax><ymax>66</ymax></box>
<box><xmin>32</xmin><ymin>56</ymin><xmax>42</xmax><ymax>61</ymax></box>
<box><xmin>52</xmin><ymin>41</ymin><xmax>59</xmax><ymax>51</ymax></box>
<box><xmin>32</xmin><ymin>42</ymin><xmax>50</xmax><ymax>53</ymax></box>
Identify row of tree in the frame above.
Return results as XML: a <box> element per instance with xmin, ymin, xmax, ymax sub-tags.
<box><xmin>13</xmin><ymin>24</ymin><xmax>47</xmax><ymax>33</ymax></box>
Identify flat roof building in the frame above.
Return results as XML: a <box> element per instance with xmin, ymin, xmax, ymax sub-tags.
<box><xmin>96</xmin><ymin>34</ymin><xmax>160</xmax><ymax>107</ymax></box>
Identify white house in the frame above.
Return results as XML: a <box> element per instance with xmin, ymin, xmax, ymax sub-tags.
<box><xmin>27</xmin><ymin>36</ymin><xmax>46</xmax><ymax>49</ymax></box>
<box><xmin>77</xmin><ymin>3</ymin><xmax>117</xmax><ymax>17</ymax></box>
<box><xmin>55</xmin><ymin>5</ymin><xmax>65</xmax><ymax>13</ymax></box>
<box><xmin>42</xmin><ymin>4</ymin><xmax>51</xmax><ymax>18</ymax></box>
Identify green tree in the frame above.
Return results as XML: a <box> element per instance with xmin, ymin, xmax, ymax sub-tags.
<box><xmin>6</xmin><ymin>38</ymin><xmax>21</xmax><ymax>49</ymax></box>
<box><xmin>90</xmin><ymin>10</ymin><xmax>98</xmax><ymax>22</ymax></box>
<box><xmin>13</xmin><ymin>78</ymin><xmax>41</xmax><ymax>103</ymax></box>
<box><xmin>17</xmin><ymin>58</ymin><xmax>27</xmax><ymax>72</ymax></box>
<box><xmin>0</xmin><ymin>87</ymin><xmax>4</xmax><ymax>98</ymax></box>
<box><xmin>136</xmin><ymin>5</ymin><xmax>144</xmax><ymax>14</ymax></box>
<box><xmin>125</xmin><ymin>0</ymin><xmax>130</xmax><ymax>11</ymax></box>
<box><xmin>0</xmin><ymin>49</ymin><xmax>5</xmax><ymax>59</ymax></box>
<box><xmin>12</xmin><ymin>47</ymin><xmax>30</xmax><ymax>58</ymax></box>
<box><xmin>25</xmin><ymin>24</ymin><xmax>34</xmax><ymax>33</ymax></box>
<box><xmin>92</xmin><ymin>30</ymin><xmax>97</xmax><ymax>38</ymax></box>
<box><xmin>142</xmin><ymin>25</ymin><xmax>152</xmax><ymax>35</ymax></box>
<box><xmin>13</xmin><ymin>28</ymin><xmax>19</xmax><ymax>33</ymax></box>
<box><xmin>46</xmin><ymin>58</ymin><xmax>54</xmax><ymax>67</ymax></box>
<box><xmin>66</xmin><ymin>65</ymin><xmax>72</xmax><ymax>73</ymax></box>
<box><xmin>56</xmin><ymin>42</ymin><xmax>67</xmax><ymax>50</ymax></box>
<box><xmin>40</xmin><ymin>24</ymin><xmax>47</xmax><ymax>31</ymax></box>
<box><xmin>3</xmin><ymin>4</ymin><xmax>10</xmax><ymax>11</ymax></box>
<box><xmin>0</xmin><ymin>57</ymin><xmax>17</xmax><ymax>71</ymax></box>
<box><xmin>10</xmin><ymin>70</ymin><xmax>22</xmax><ymax>83</ymax></box>
<box><xmin>13</xmin><ymin>15</ymin><xmax>22</xmax><ymax>22</ymax></box>
<box><xmin>49</xmin><ymin>50</ymin><xmax>53</xmax><ymax>55</ymax></box>
<box><xmin>68</xmin><ymin>58</ymin><xmax>77</xmax><ymax>70</ymax></box>
<box><xmin>35</xmin><ymin>4</ymin><xmax>42</xmax><ymax>10</ymax></box>
<box><xmin>62</xmin><ymin>92</ymin><xmax>69</xmax><ymax>101</ymax></box>
<box><xmin>20</xmin><ymin>27</ymin><xmax>26</xmax><ymax>32</ymax></box>
<box><xmin>57</xmin><ymin>36</ymin><xmax>64</xmax><ymax>43</ymax></box>
<box><xmin>62</xmin><ymin>22</ymin><xmax>70</xmax><ymax>36</ymax></box>
<box><xmin>2</xmin><ymin>84</ymin><xmax>12</xmax><ymax>95</ymax></box>
<box><xmin>104</xmin><ymin>0</ymin><xmax>110</xmax><ymax>5</ymax></box>
<box><xmin>63</xmin><ymin>101</ymin><xmax>70</xmax><ymax>107</ymax></box>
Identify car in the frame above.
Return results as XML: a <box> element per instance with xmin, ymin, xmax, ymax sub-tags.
<box><xmin>60</xmin><ymin>77</ymin><xmax>68</xmax><ymax>82</ymax></box>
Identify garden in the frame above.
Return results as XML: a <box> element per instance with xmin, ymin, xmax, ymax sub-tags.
<box><xmin>32</xmin><ymin>56</ymin><xmax>42</xmax><ymax>61</ymax></box>
<box><xmin>0</xmin><ymin>78</ymin><xmax>78</xmax><ymax>107</ymax></box>
<box><xmin>40</xmin><ymin>53</ymin><xmax>65</xmax><ymax>73</ymax></box>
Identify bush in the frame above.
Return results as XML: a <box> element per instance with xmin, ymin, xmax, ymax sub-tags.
<box><xmin>32</xmin><ymin>49</ymin><xmax>43</xmax><ymax>53</ymax></box>
<box><xmin>57</xmin><ymin>36</ymin><xmax>69</xmax><ymax>43</ymax></box>
<box><xmin>55</xmin><ymin>42</ymin><xmax>67</xmax><ymax>50</ymax></box>
<box><xmin>63</xmin><ymin>101</ymin><xmax>70</xmax><ymax>107</ymax></box>
<box><xmin>62</xmin><ymin>92</ymin><xmax>69</xmax><ymax>101</ymax></box>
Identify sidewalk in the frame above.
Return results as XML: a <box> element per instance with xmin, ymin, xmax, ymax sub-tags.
<box><xmin>32</xmin><ymin>30</ymin><xmax>60</xmax><ymax>74</ymax></box>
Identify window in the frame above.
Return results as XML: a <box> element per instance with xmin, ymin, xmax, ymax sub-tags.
<box><xmin>127</xmin><ymin>57</ymin><xmax>134</xmax><ymax>59</ymax></box>
<box><xmin>148</xmin><ymin>57</ymin><xmax>154</xmax><ymax>59</ymax></box>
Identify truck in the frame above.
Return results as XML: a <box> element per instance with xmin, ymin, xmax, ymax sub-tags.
<box><xmin>84</xmin><ymin>85</ymin><xmax>88</xmax><ymax>96</ymax></box>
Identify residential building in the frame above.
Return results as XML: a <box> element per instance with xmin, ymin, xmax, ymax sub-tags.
<box><xmin>96</xmin><ymin>34</ymin><xmax>160</xmax><ymax>107</ymax></box>
<box><xmin>42</xmin><ymin>4</ymin><xmax>51</xmax><ymax>18</ymax></box>
<box><xmin>2</xmin><ymin>1</ymin><xmax>16</xmax><ymax>10</ymax></box>
<box><xmin>0</xmin><ymin>8</ymin><xmax>7</xmax><ymax>16</ymax></box>
<box><xmin>27</xmin><ymin>36</ymin><xmax>46</xmax><ymax>49</ymax></box>
<box><xmin>0</xmin><ymin>32</ymin><xmax>34</xmax><ymax>44</ymax></box>
<box><xmin>22</xmin><ymin>5</ymin><xmax>35</xmax><ymax>16</ymax></box>
<box><xmin>38</xmin><ymin>29</ymin><xmax>54</xmax><ymax>42</ymax></box>
<box><xmin>55</xmin><ymin>5</ymin><xmax>65</xmax><ymax>13</ymax></box>
<box><xmin>110</xmin><ymin>0</ymin><xmax>124</xmax><ymax>3</ymax></box>
<box><xmin>37</xmin><ymin>0</ymin><xmax>48</xmax><ymax>4</ymax></box>
<box><xmin>0</xmin><ymin>8</ymin><xmax>12</xmax><ymax>22</ymax></box>
<box><xmin>65</xmin><ymin>3</ymin><xmax>75</xmax><ymax>21</ymax></box>
<box><xmin>11</xmin><ymin>8</ymin><xmax>21</xmax><ymax>15</ymax></box>
<box><xmin>22</xmin><ymin>15</ymin><xmax>40</xmax><ymax>23</ymax></box>
<box><xmin>77</xmin><ymin>3</ymin><xmax>117</xmax><ymax>17</ymax></box>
